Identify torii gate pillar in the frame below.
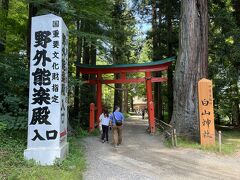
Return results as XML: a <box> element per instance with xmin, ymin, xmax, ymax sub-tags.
<box><xmin>77</xmin><ymin>57</ymin><xmax>175</xmax><ymax>134</ymax></box>
<box><xmin>145</xmin><ymin>71</ymin><xmax>155</xmax><ymax>134</ymax></box>
<box><xmin>96</xmin><ymin>73</ymin><xmax>102</xmax><ymax>126</ymax></box>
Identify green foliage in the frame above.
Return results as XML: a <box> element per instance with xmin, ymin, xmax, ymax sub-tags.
<box><xmin>166</xmin><ymin>129</ymin><xmax>240</xmax><ymax>154</ymax></box>
<box><xmin>0</xmin><ymin>113</ymin><xmax>27</xmax><ymax>130</ymax></box>
<box><xmin>0</xmin><ymin>54</ymin><xmax>28</xmax><ymax>130</ymax></box>
<box><xmin>209</xmin><ymin>0</ymin><xmax>240</xmax><ymax>125</ymax></box>
<box><xmin>0</xmin><ymin>132</ymin><xmax>86</xmax><ymax>179</ymax></box>
<box><xmin>0</xmin><ymin>0</ymin><xmax>238</xmax><ymax>134</ymax></box>
<box><xmin>0</xmin><ymin>121</ymin><xmax>7</xmax><ymax>133</ymax></box>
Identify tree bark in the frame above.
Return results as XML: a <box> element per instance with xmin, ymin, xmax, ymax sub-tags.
<box><xmin>231</xmin><ymin>0</ymin><xmax>240</xmax><ymax>127</ymax></box>
<box><xmin>112</xmin><ymin>1</ymin><xmax>124</xmax><ymax>111</ymax></box>
<box><xmin>122</xmin><ymin>88</ymin><xmax>128</xmax><ymax>113</ymax></box>
<box><xmin>27</xmin><ymin>3</ymin><xmax>38</xmax><ymax>66</ymax></box>
<box><xmin>152</xmin><ymin>0</ymin><xmax>163</xmax><ymax>121</ymax></box>
<box><xmin>130</xmin><ymin>95</ymin><xmax>134</xmax><ymax>112</ymax></box>
<box><xmin>113</xmin><ymin>74</ymin><xmax>123</xmax><ymax>111</ymax></box>
<box><xmin>232</xmin><ymin>0</ymin><xmax>240</xmax><ymax>26</ymax></box>
<box><xmin>166</xmin><ymin>0</ymin><xmax>174</xmax><ymax>123</ymax></box>
<box><xmin>231</xmin><ymin>81</ymin><xmax>240</xmax><ymax>126</ymax></box>
<box><xmin>74</xmin><ymin>20</ymin><xmax>82</xmax><ymax>118</ymax></box>
<box><xmin>90</xmin><ymin>42</ymin><xmax>97</xmax><ymax>102</ymax></box>
<box><xmin>171</xmin><ymin>0</ymin><xmax>208</xmax><ymax>139</ymax></box>
<box><xmin>215</xmin><ymin>97</ymin><xmax>220</xmax><ymax>125</ymax></box>
<box><xmin>0</xmin><ymin>0</ymin><xmax>9</xmax><ymax>51</ymax></box>
<box><xmin>82</xmin><ymin>37</ymin><xmax>90</xmax><ymax>80</ymax></box>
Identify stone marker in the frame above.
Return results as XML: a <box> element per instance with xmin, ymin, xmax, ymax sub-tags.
<box><xmin>24</xmin><ymin>14</ymin><xmax>69</xmax><ymax>165</ymax></box>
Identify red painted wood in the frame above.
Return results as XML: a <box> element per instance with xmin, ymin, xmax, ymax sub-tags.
<box><xmin>83</xmin><ymin>60</ymin><xmax>173</xmax><ymax>134</ymax></box>
<box><xmin>121</xmin><ymin>72</ymin><xmax>126</xmax><ymax>79</ymax></box>
<box><xmin>145</xmin><ymin>71</ymin><xmax>155</xmax><ymax>133</ymax></box>
<box><xmin>96</xmin><ymin>73</ymin><xmax>102</xmax><ymax>127</ymax></box>
<box><xmin>89</xmin><ymin>103</ymin><xmax>95</xmax><ymax>132</ymax></box>
<box><xmin>84</xmin><ymin>77</ymin><xmax>167</xmax><ymax>84</ymax></box>
<box><xmin>78</xmin><ymin>63</ymin><xmax>170</xmax><ymax>74</ymax></box>
<box><xmin>151</xmin><ymin>77</ymin><xmax>167</xmax><ymax>83</ymax></box>
<box><xmin>149</xmin><ymin>101</ymin><xmax>155</xmax><ymax>133</ymax></box>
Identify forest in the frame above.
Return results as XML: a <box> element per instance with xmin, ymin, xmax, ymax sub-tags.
<box><xmin>0</xmin><ymin>0</ymin><xmax>240</xmax><ymax>178</ymax></box>
<box><xmin>0</xmin><ymin>0</ymin><xmax>239</xmax><ymax>135</ymax></box>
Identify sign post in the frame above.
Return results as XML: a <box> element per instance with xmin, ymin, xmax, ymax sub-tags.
<box><xmin>24</xmin><ymin>14</ymin><xmax>69</xmax><ymax>165</ymax></box>
<box><xmin>198</xmin><ymin>78</ymin><xmax>215</xmax><ymax>146</ymax></box>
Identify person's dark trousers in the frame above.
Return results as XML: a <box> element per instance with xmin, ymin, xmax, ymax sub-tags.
<box><xmin>101</xmin><ymin>125</ymin><xmax>109</xmax><ymax>141</ymax></box>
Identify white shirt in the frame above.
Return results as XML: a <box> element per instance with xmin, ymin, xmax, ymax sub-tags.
<box><xmin>99</xmin><ymin>113</ymin><xmax>110</xmax><ymax>126</ymax></box>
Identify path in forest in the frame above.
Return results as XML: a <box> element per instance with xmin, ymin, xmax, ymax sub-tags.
<box><xmin>83</xmin><ymin>116</ymin><xmax>240</xmax><ymax>180</ymax></box>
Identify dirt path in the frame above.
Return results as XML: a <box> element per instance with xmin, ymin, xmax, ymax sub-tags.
<box><xmin>83</xmin><ymin>116</ymin><xmax>240</xmax><ymax>180</ymax></box>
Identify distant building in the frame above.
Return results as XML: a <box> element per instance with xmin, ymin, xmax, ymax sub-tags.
<box><xmin>133</xmin><ymin>96</ymin><xmax>147</xmax><ymax>114</ymax></box>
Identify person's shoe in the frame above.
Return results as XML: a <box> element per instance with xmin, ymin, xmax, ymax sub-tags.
<box><xmin>102</xmin><ymin>140</ymin><xmax>104</xmax><ymax>143</ymax></box>
<box><xmin>106</xmin><ymin>140</ymin><xmax>109</xmax><ymax>143</ymax></box>
<box><xmin>114</xmin><ymin>145</ymin><xmax>117</xmax><ymax>148</ymax></box>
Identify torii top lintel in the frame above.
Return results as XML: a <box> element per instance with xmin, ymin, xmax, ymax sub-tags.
<box><xmin>77</xmin><ymin>57</ymin><xmax>175</xmax><ymax>74</ymax></box>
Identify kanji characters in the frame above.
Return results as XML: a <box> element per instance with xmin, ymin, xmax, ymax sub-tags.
<box><xmin>202</xmin><ymin>119</ymin><xmax>211</xmax><ymax>128</ymax></box>
<box><xmin>32</xmin><ymin>87</ymin><xmax>51</xmax><ymax>105</ymax></box>
<box><xmin>52</xmin><ymin>73</ymin><xmax>59</xmax><ymax>80</ymax></box>
<box><xmin>32</xmin><ymin>129</ymin><xmax>45</xmax><ymax>141</ymax></box>
<box><xmin>201</xmin><ymin>99</ymin><xmax>209</xmax><ymax>106</ymax></box>
<box><xmin>33</xmin><ymin>49</ymin><xmax>51</xmax><ymax>66</ymax></box>
<box><xmin>46</xmin><ymin>130</ymin><xmax>58</xmax><ymax>140</ymax></box>
<box><xmin>32</xmin><ymin>129</ymin><xmax>58</xmax><ymax>141</ymax></box>
<box><xmin>30</xmin><ymin>106</ymin><xmax>51</xmax><ymax>125</ymax></box>
<box><xmin>34</xmin><ymin>31</ymin><xmax>52</xmax><ymax>48</ymax></box>
<box><xmin>32</xmin><ymin>68</ymin><xmax>51</xmax><ymax>86</ymax></box>
<box><xmin>52</xmin><ymin>95</ymin><xmax>59</xmax><ymax>103</ymax></box>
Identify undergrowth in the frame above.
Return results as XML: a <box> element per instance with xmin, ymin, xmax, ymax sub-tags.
<box><xmin>0</xmin><ymin>130</ymin><xmax>86</xmax><ymax>180</ymax></box>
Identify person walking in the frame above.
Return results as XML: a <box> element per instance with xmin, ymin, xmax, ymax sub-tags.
<box><xmin>99</xmin><ymin>109</ymin><xmax>111</xmax><ymax>143</ymax></box>
<box><xmin>110</xmin><ymin>106</ymin><xmax>124</xmax><ymax>148</ymax></box>
<box><xmin>141</xmin><ymin>108</ymin><xmax>145</xmax><ymax>119</ymax></box>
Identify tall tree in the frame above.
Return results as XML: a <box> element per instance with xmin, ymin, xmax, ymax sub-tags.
<box><xmin>231</xmin><ymin>0</ymin><xmax>240</xmax><ymax>126</ymax></box>
<box><xmin>152</xmin><ymin>0</ymin><xmax>163</xmax><ymax>121</ymax></box>
<box><xmin>171</xmin><ymin>0</ymin><xmax>208</xmax><ymax>139</ymax></box>
<box><xmin>0</xmin><ymin>0</ymin><xmax>9</xmax><ymax>51</ymax></box>
<box><xmin>112</xmin><ymin>0</ymin><xmax>135</xmax><ymax>112</ymax></box>
<box><xmin>27</xmin><ymin>3</ymin><xmax>38</xmax><ymax>64</ymax></box>
<box><xmin>166</xmin><ymin>0</ymin><xmax>174</xmax><ymax>123</ymax></box>
<box><xmin>73</xmin><ymin>20</ymin><xmax>82</xmax><ymax>118</ymax></box>
<box><xmin>208</xmin><ymin>0</ymin><xmax>240</xmax><ymax>127</ymax></box>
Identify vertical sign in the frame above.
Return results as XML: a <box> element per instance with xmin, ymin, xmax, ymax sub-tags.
<box><xmin>24</xmin><ymin>14</ymin><xmax>68</xmax><ymax>165</ymax></box>
<box><xmin>198</xmin><ymin>78</ymin><xmax>215</xmax><ymax>146</ymax></box>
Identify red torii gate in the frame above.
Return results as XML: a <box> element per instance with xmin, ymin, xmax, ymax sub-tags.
<box><xmin>77</xmin><ymin>57</ymin><xmax>175</xmax><ymax>134</ymax></box>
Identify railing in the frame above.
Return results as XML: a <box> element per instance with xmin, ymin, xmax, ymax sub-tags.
<box><xmin>155</xmin><ymin>118</ymin><xmax>177</xmax><ymax>147</ymax></box>
<box><xmin>156</xmin><ymin>118</ymin><xmax>223</xmax><ymax>151</ymax></box>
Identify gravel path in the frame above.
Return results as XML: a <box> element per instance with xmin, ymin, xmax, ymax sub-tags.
<box><xmin>83</xmin><ymin>116</ymin><xmax>240</xmax><ymax>180</ymax></box>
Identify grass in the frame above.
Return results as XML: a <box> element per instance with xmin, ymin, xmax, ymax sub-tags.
<box><xmin>0</xmin><ymin>130</ymin><xmax>86</xmax><ymax>180</ymax></box>
<box><xmin>166</xmin><ymin>129</ymin><xmax>240</xmax><ymax>155</ymax></box>
<box><xmin>123</xmin><ymin>113</ymin><xmax>131</xmax><ymax>119</ymax></box>
<box><xmin>219</xmin><ymin>129</ymin><xmax>240</xmax><ymax>154</ymax></box>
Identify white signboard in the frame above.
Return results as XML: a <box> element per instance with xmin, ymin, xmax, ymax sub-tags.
<box><xmin>24</xmin><ymin>14</ymin><xmax>68</xmax><ymax>165</ymax></box>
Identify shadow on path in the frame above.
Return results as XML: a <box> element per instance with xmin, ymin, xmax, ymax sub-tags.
<box><xmin>83</xmin><ymin>116</ymin><xmax>240</xmax><ymax>180</ymax></box>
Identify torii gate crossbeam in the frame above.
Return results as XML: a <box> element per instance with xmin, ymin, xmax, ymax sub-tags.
<box><xmin>77</xmin><ymin>57</ymin><xmax>175</xmax><ymax>134</ymax></box>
